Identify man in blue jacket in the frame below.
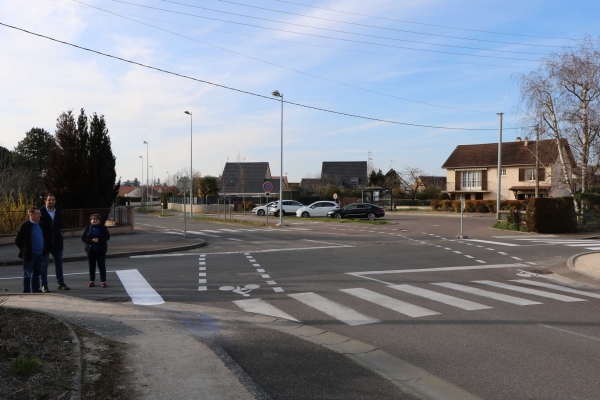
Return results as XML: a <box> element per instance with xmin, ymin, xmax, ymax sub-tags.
<box><xmin>40</xmin><ymin>194</ymin><xmax>70</xmax><ymax>292</ymax></box>
<box><xmin>15</xmin><ymin>207</ymin><xmax>45</xmax><ymax>293</ymax></box>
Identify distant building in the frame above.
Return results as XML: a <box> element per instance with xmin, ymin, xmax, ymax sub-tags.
<box><xmin>321</xmin><ymin>161</ymin><xmax>368</xmax><ymax>189</ymax></box>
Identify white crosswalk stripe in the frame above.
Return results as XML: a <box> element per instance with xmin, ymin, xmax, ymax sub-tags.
<box><xmin>388</xmin><ymin>284</ymin><xmax>492</xmax><ymax>310</ymax></box>
<box><xmin>473</xmin><ymin>281</ymin><xmax>587</xmax><ymax>302</ymax></box>
<box><xmin>288</xmin><ymin>292</ymin><xmax>380</xmax><ymax>326</ymax></box>
<box><xmin>233</xmin><ymin>298</ymin><xmax>299</xmax><ymax>322</ymax></box>
<box><xmin>511</xmin><ymin>279</ymin><xmax>600</xmax><ymax>299</ymax></box>
<box><xmin>431</xmin><ymin>282</ymin><xmax>542</xmax><ymax>306</ymax></box>
<box><xmin>341</xmin><ymin>288</ymin><xmax>439</xmax><ymax>317</ymax></box>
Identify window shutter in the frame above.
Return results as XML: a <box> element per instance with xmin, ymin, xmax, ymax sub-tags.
<box><xmin>538</xmin><ymin>168</ymin><xmax>545</xmax><ymax>181</ymax></box>
<box><xmin>455</xmin><ymin>171</ymin><xmax>461</xmax><ymax>190</ymax></box>
<box><xmin>481</xmin><ymin>170</ymin><xmax>487</xmax><ymax>190</ymax></box>
<box><xmin>518</xmin><ymin>168</ymin><xmax>525</xmax><ymax>182</ymax></box>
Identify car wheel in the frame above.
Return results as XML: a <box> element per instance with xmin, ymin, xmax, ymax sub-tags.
<box><xmin>274</xmin><ymin>211</ymin><xmax>280</xmax><ymax>217</ymax></box>
<box><xmin>257</xmin><ymin>209</ymin><xmax>265</xmax><ymax>216</ymax></box>
<box><xmin>367</xmin><ymin>212</ymin><xmax>376</xmax><ymax>220</ymax></box>
<box><xmin>334</xmin><ymin>213</ymin><xmax>342</xmax><ymax>219</ymax></box>
<box><xmin>301</xmin><ymin>212</ymin><xmax>309</xmax><ymax>218</ymax></box>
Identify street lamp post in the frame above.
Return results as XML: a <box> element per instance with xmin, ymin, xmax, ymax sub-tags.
<box><xmin>150</xmin><ymin>165</ymin><xmax>154</xmax><ymax>207</ymax></box>
<box><xmin>139</xmin><ymin>155</ymin><xmax>144</xmax><ymax>208</ymax></box>
<box><xmin>143</xmin><ymin>141</ymin><xmax>149</xmax><ymax>209</ymax></box>
<box><xmin>184</xmin><ymin>111</ymin><xmax>193</xmax><ymax>219</ymax></box>
<box><xmin>271</xmin><ymin>90</ymin><xmax>284</xmax><ymax>226</ymax></box>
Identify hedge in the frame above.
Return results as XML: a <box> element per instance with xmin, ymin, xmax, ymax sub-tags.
<box><xmin>526</xmin><ymin>197</ymin><xmax>576</xmax><ymax>233</ymax></box>
<box><xmin>430</xmin><ymin>199</ymin><xmax>526</xmax><ymax>213</ymax></box>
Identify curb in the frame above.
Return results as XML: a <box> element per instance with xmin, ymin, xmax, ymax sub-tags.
<box><xmin>567</xmin><ymin>251</ymin><xmax>600</xmax><ymax>281</ymax></box>
<box><xmin>0</xmin><ymin>240</ymin><xmax>206</xmax><ymax>267</ymax></box>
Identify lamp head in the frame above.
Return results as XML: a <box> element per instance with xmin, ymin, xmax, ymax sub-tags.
<box><xmin>143</xmin><ymin>141</ymin><xmax>148</xmax><ymax>144</ymax></box>
<box><xmin>139</xmin><ymin>155</ymin><xmax>143</xmax><ymax>159</ymax></box>
<box><xmin>184</xmin><ymin>111</ymin><xmax>191</xmax><ymax>115</ymax></box>
<box><xmin>271</xmin><ymin>90</ymin><xmax>281</xmax><ymax>97</ymax></box>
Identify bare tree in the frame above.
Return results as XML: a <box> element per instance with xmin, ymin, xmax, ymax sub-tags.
<box><xmin>400</xmin><ymin>166</ymin><xmax>425</xmax><ymax>200</ymax></box>
<box><xmin>516</xmin><ymin>36</ymin><xmax>600</xmax><ymax>195</ymax></box>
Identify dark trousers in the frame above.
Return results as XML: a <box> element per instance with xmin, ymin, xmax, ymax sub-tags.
<box><xmin>87</xmin><ymin>250</ymin><xmax>107</xmax><ymax>282</ymax></box>
<box><xmin>41</xmin><ymin>250</ymin><xmax>65</xmax><ymax>286</ymax></box>
<box><xmin>23</xmin><ymin>253</ymin><xmax>43</xmax><ymax>293</ymax></box>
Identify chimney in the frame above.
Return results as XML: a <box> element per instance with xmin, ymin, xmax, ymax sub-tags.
<box><xmin>516</xmin><ymin>137</ymin><xmax>522</xmax><ymax>142</ymax></box>
<box><xmin>524</xmin><ymin>137</ymin><xmax>528</xmax><ymax>146</ymax></box>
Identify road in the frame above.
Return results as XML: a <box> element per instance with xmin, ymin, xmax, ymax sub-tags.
<box><xmin>3</xmin><ymin>211</ymin><xmax>600</xmax><ymax>399</ymax></box>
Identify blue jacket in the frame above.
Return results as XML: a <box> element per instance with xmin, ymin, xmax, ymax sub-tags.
<box><xmin>81</xmin><ymin>224</ymin><xmax>110</xmax><ymax>253</ymax></box>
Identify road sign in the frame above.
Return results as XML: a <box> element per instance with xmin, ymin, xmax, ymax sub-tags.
<box><xmin>263</xmin><ymin>181</ymin><xmax>273</xmax><ymax>193</ymax></box>
<box><xmin>177</xmin><ymin>177</ymin><xmax>190</xmax><ymax>191</ymax></box>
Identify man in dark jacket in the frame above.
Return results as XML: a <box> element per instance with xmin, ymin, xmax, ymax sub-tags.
<box><xmin>40</xmin><ymin>194</ymin><xmax>70</xmax><ymax>292</ymax></box>
<box><xmin>15</xmin><ymin>207</ymin><xmax>45</xmax><ymax>293</ymax></box>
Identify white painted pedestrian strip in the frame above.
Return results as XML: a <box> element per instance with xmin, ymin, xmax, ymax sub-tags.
<box><xmin>464</xmin><ymin>255</ymin><xmax>474</xmax><ymax>259</ymax></box>
<box><xmin>476</xmin><ymin>260</ymin><xmax>487</xmax><ymax>264</ymax></box>
<box><xmin>473</xmin><ymin>281</ymin><xmax>587</xmax><ymax>302</ymax></box>
<box><xmin>498</xmin><ymin>252</ymin><xmax>508</xmax><ymax>255</ymax></box>
<box><xmin>389</xmin><ymin>285</ymin><xmax>492</xmax><ymax>310</ymax></box>
<box><xmin>198</xmin><ymin>286</ymin><xmax>207</xmax><ymax>291</ymax></box>
<box><xmin>199</xmin><ymin>267</ymin><xmax>206</xmax><ymax>271</ymax></box>
<box><xmin>431</xmin><ymin>282</ymin><xmax>542</xmax><ymax>306</ymax></box>
<box><xmin>199</xmin><ymin>262</ymin><xmax>206</xmax><ymax>265</ymax></box>
<box><xmin>249</xmin><ymin>259</ymin><xmax>256</xmax><ymax>263</ymax></box>
<box><xmin>585</xmin><ymin>247</ymin><xmax>600</xmax><ymax>250</ymax></box>
<box><xmin>256</xmin><ymin>269</ymin><xmax>265</xmax><ymax>273</ymax></box>
<box><xmin>348</xmin><ymin>263</ymin><xmax>526</xmax><ymax>278</ymax></box>
<box><xmin>219</xmin><ymin>229</ymin><xmax>241</xmax><ymax>232</ymax></box>
<box><xmin>512</xmin><ymin>279</ymin><xmax>600</xmax><ymax>299</ymax></box>
<box><xmin>465</xmin><ymin>239</ymin><xmax>521</xmax><ymax>247</ymax></box>
<box><xmin>233</xmin><ymin>298</ymin><xmax>299</xmax><ymax>322</ymax></box>
<box><xmin>289</xmin><ymin>292</ymin><xmax>380</xmax><ymax>326</ymax></box>
<box><xmin>199</xmin><ymin>273</ymin><xmax>206</xmax><ymax>277</ymax></box>
<box><xmin>115</xmin><ymin>269</ymin><xmax>165</xmax><ymax>306</ymax></box>
<box><xmin>266</xmin><ymin>280</ymin><xmax>276</xmax><ymax>285</ymax></box>
<box><xmin>202</xmin><ymin>230</ymin><xmax>223</xmax><ymax>233</ymax></box>
<box><xmin>199</xmin><ymin>279</ymin><xmax>206</xmax><ymax>284</ymax></box>
<box><xmin>453</xmin><ymin>251</ymin><xmax>462</xmax><ymax>254</ymax></box>
<box><xmin>253</xmin><ymin>264</ymin><xmax>260</xmax><ymax>267</ymax></box>
<box><xmin>341</xmin><ymin>288</ymin><xmax>439</xmax><ymax>318</ymax></box>
<box><xmin>273</xmin><ymin>287</ymin><xmax>285</xmax><ymax>293</ymax></box>
<box><xmin>511</xmin><ymin>257</ymin><xmax>522</xmax><ymax>260</ymax></box>
<box><xmin>261</xmin><ymin>274</ymin><xmax>270</xmax><ymax>279</ymax></box>
<box><xmin>227</xmin><ymin>238</ymin><xmax>244</xmax><ymax>241</ymax></box>
<box><xmin>525</xmin><ymin>262</ymin><xmax>537</xmax><ymax>265</ymax></box>
<box><xmin>188</xmin><ymin>231</ymin><xmax>220</xmax><ymax>237</ymax></box>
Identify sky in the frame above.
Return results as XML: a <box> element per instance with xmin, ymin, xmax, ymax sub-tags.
<box><xmin>1</xmin><ymin>0</ymin><xmax>599</xmax><ymax>185</ymax></box>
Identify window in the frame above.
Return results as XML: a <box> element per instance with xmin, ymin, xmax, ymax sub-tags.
<box><xmin>525</xmin><ymin>168</ymin><xmax>536</xmax><ymax>181</ymax></box>
<box><xmin>501</xmin><ymin>169</ymin><xmax>506</xmax><ymax>176</ymax></box>
<box><xmin>461</xmin><ymin>171</ymin><xmax>482</xmax><ymax>190</ymax></box>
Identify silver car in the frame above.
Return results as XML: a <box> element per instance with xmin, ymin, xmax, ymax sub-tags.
<box><xmin>296</xmin><ymin>201</ymin><xmax>340</xmax><ymax>218</ymax></box>
<box><xmin>252</xmin><ymin>201</ymin><xmax>276</xmax><ymax>216</ymax></box>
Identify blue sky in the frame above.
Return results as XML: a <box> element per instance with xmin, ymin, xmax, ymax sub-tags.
<box><xmin>1</xmin><ymin>0</ymin><xmax>599</xmax><ymax>185</ymax></box>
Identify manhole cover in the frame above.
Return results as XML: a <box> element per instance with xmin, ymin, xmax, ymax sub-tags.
<box><xmin>530</xmin><ymin>269</ymin><xmax>553</xmax><ymax>275</ymax></box>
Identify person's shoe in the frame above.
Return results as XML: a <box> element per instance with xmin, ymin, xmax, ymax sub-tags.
<box><xmin>101</xmin><ymin>282</ymin><xmax>107</xmax><ymax>288</ymax></box>
<box><xmin>33</xmin><ymin>289</ymin><xmax>43</xmax><ymax>293</ymax></box>
<box><xmin>88</xmin><ymin>281</ymin><xmax>95</xmax><ymax>287</ymax></box>
<box><xmin>57</xmin><ymin>284</ymin><xmax>71</xmax><ymax>290</ymax></box>
<box><xmin>41</xmin><ymin>286</ymin><xmax>50</xmax><ymax>293</ymax></box>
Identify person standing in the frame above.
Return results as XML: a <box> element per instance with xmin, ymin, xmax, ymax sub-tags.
<box><xmin>15</xmin><ymin>207</ymin><xmax>45</xmax><ymax>293</ymax></box>
<box><xmin>81</xmin><ymin>214</ymin><xmax>110</xmax><ymax>288</ymax></box>
<box><xmin>40</xmin><ymin>194</ymin><xmax>70</xmax><ymax>292</ymax></box>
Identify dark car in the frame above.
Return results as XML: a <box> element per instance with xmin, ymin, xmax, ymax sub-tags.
<box><xmin>327</xmin><ymin>203</ymin><xmax>385</xmax><ymax>220</ymax></box>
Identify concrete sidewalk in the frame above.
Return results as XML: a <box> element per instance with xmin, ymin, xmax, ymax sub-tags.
<box><xmin>570</xmin><ymin>251</ymin><xmax>600</xmax><ymax>282</ymax></box>
<box><xmin>0</xmin><ymin>230</ymin><xmax>205</xmax><ymax>266</ymax></box>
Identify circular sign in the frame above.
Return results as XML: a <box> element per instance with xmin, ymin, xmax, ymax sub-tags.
<box><xmin>263</xmin><ymin>181</ymin><xmax>273</xmax><ymax>192</ymax></box>
<box><xmin>333</xmin><ymin>193</ymin><xmax>338</xmax><ymax>200</ymax></box>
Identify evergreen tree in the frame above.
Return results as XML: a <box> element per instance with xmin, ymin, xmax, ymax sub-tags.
<box><xmin>13</xmin><ymin>127</ymin><xmax>54</xmax><ymax>174</ymax></box>
<box><xmin>368</xmin><ymin>169</ymin><xmax>385</xmax><ymax>187</ymax></box>
<box><xmin>88</xmin><ymin>112</ymin><xmax>117</xmax><ymax>207</ymax></box>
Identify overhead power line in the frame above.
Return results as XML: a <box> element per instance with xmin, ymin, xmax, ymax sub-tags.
<box><xmin>271</xmin><ymin>0</ymin><xmax>581</xmax><ymax>41</ymax></box>
<box><xmin>215</xmin><ymin>0</ymin><xmax>565</xmax><ymax>49</ymax></box>
<box><xmin>0</xmin><ymin>22</ymin><xmax>517</xmax><ymax>131</ymax></box>
<box><xmin>72</xmin><ymin>0</ymin><xmax>489</xmax><ymax>113</ymax></box>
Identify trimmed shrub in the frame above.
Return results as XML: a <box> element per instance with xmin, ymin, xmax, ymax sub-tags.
<box><xmin>526</xmin><ymin>197</ymin><xmax>576</xmax><ymax>233</ymax></box>
<box><xmin>159</xmin><ymin>192</ymin><xmax>172</xmax><ymax>209</ymax></box>
<box><xmin>430</xmin><ymin>199</ymin><xmax>440</xmax><ymax>210</ymax></box>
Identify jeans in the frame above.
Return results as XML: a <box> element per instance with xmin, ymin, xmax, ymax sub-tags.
<box><xmin>87</xmin><ymin>250</ymin><xmax>107</xmax><ymax>282</ymax></box>
<box><xmin>41</xmin><ymin>250</ymin><xmax>65</xmax><ymax>286</ymax></box>
<box><xmin>23</xmin><ymin>253</ymin><xmax>43</xmax><ymax>293</ymax></box>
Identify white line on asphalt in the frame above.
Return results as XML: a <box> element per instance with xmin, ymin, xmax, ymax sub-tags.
<box><xmin>464</xmin><ymin>255</ymin><xmax>474</xmax><ymax>258</ymax></box>
<box><xmin>585</xmin><ymin>247</ymin><xmax>600</xmax><ymax>250</ymax></box>
<box><xmin>115</xmin><ymin>269</ymin><xmax>165</xmax><ymax>305</ymax></box>
<box><xmin>453</xmin><ymin>251</ymin><xmax>462</xmax><ymax>254</ymax></box>
<box><xmin>201</xmin><ymin>230</ymin><xmax>222</xmax><ymax>233</ymax></box>
<box><xmin>465</xmin><ymin>239</ymin><xmax>521</xmax><ymax>247</ymax></box>
<box><xmin>476</xmin><ymin>260</ymin><xmax>487</xmax><ymax>264</ymax></box>
<box><xmin>347</xmin><ymin>263</ymin><xmax>526</xmax><ymax>277</ymax></box>
<box><xmin>266</xmin><ymin>280</ymin><xmax>276</xmax><ymax>285</ymax></box>
<box><xmin>261</xmin><ymin>274</ymin><xmax>270</xmax><ymax>278</ymax></box>
<box><xmin>511</xmin><ymin>257</ymin><xmax>522</xmax><ymax>260</ymax></box>
<box><xmin>526</xmin><ymin>262</ymin><xmax>537</xmax><ymax>265</ymax></box>
<box><xmin>188</xmin><ymin>231</ymin><xmax>220</xmax><ymax>237</ymax></box>
<box><xmin>219</xmin><ymin>229</ymin><xmax>241</xmax><ymax>232</ymax></box>
<box><xmin>227</xmin><ymin>238</ymin><xmax>244</xmax><ymax>241</ymax></box>
<box><xmin>273</xmin><ymin>287</ymin><xmax>285</xmax><ymax>292</ymax></box>
<box><xmin>498</xmin><ymin>252</ymin><xmax>508</xmax><ymax>255</ymax></box>
<box><xmin>199</xmin><ymin>267</ymin><xmax>206</xmax><ymax>271</ymax></box>
<box><xmin>341</xmin><ymin>288</ymin><xmax>439</xmax><ymax>317</ymax></box>
<box><xmin>512</xmin><ymin>279</ymin><xmax>600</xmax><ymax>299</ymax></box>
<box><xmin>389</xmin><ymin>285</ymin><xmax>492</xmax><ymax>310</ymax></box>
<box><xmin>538</xmin><ymin>324</ymin><xmax>600</xmax><ymax>343</ymax></box>
<box><xmin>473</xmin><ymin>281</ymin><xmax>587</xmax><ymax>302</ymax></box>
<box><xmin>431</xmin><ymin>282</ymin><xmax>542</xmax><ymax>306</ymax></box>
<box><xmin>288</xmin><ymin>292</ymin><xmax>380</xmax><ymax>326</ymax></box>
<box><xmin>233</xmin><ymin>298</ymin><xmax>299</xmax><ymax>321</ymax></box>
<box><xmin>131</xmin><ymin>245</ymin><xmax>354</xmax><ymax>258</ymax></box>
<box><xmin>198</xmin><ymin>286</ymin><xmax>207</xmax><ymax>291</ymax></box>
<box><xmin>130</xmin><ymin>253</ymin><xmax>197</xmax><ymax>259</ymax></box>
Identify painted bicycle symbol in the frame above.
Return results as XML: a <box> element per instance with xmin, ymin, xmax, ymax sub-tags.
<box><xmin>516</xmin><ymin>269</ymin><xmax>541</xmax><ymax>278</ymax></box>
<box><xmin>219</xmin><ymin>284</ymin><xmax>260</xmax><ymax>297</ymax></box>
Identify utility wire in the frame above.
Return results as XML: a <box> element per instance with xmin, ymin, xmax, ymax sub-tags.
<box><xmin>0</xmin><ymin>22</ymin><xmax>517</xmax><ymax>130</ymax></box>
<box><xmin>272</xmin><ymin>0</ymin><xmax>580</xmax><ymax>41</ymax></box>
<box><xmin>101</xmin><ymin>0</ymin><xmax>541</xmax><ymax>61</ymax></box>
<box><xmin>216</xmin><ymin>0</ymin><xmax>565</xmax><ymax>49</ymax></box>
<box><xmin>159</xmin><ymin>0</ymin><xmax>551</xmax><ymax>56</ymax></box>
<box><xmin>71</xmin><ymin>0</ymin><xmax>489</xmax><ymax>113</ymax></box>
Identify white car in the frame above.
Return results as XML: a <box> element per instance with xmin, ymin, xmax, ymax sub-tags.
<box><xmin>269</xmin><ymin>200</ymin><xmax>304</xmax><ymax>217</ymax></box>
<box><xmin>296</xmin><ymin>201</ymin><xmax>340</xmax><ymax>218</ymax></box>
<box><xmin>252</xmin><ymin>201</ymin><xmax>276</xmax><ymax>217</ymax></box>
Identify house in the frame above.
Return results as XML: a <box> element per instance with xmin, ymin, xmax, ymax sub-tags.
<box><xmin>220</xmin><ymin>162</ymin><xmax>273</xmax><ymax>196</ymax></box>
<box><xmin>321</xmin><ymin>161</ymin><xmax>368</xmax><ymax>189</ymax></box>
<box><xmin>415</xmin><ymin>176</ymin><xmax>447</xmax><ymax>193</ymax></box>
<box><xmin>441</xmin><ymin>138</ymin><xmax>576</xmax><ymax>200</ymax></box>
<box><xmin>118</xmin><ymin>186</ymin><xmax>142</xmax><ymax>197</ymax></box>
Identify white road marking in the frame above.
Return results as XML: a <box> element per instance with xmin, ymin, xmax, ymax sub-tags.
<box><xmin>498</xmin><ymin>252</ymin><xmax>508</xmax><ymax>255</ymax></box>
<box><xmin>289</xmin><ymin>292</ymin><xmax>379</xmax><ymax>326</ymax></box>
<box><xmin>273</xmin><ymin>287</ymin><xmax>285</xmax><ymax>293</ymax></box>
<box><xmin>202</xmin><ymin>230</ymin><xmax>222</xmax><ymax>233</ymax></box>
<box><xmin>511</xmin><ymin>279</ymin><xmax>600</xmax><ymax>299</ymax></box>
<box><xmin>473</xmin><ymin>281</ymin><xmax>587</xmax><ymax>302</ymax></box>
<box><xmin>227</xmin><ymin>238</ymin><xmax>244</xmax><ymax>241</ymax></box>
<box><xmin>188</xmin><ymin>231</ymin><xmax>220</xmax><ymax>237</ymax></box>
<box><xmin>464</xmin><ymin>255</ymin><xmax>474</xmax><ymax>259</ymax></box>
<box><xmin>219</xmin><ymin>229</ymin><xmax>241</xmax><ymax>232</ymax></box>
<box><xmin>341</xmin><ymin>288</ymin><xmax>439</xmax><ymax>318</ymax></box>
<box><xmin>525</xmin><ymin>262</ymin><xmax>537</xmax><ymax>265</ymax></box>
<box><xmin>538</xmin><ymin>324</ymin><xmax>600</xmax><ymax>343</ymax></box>
<box><xmin>199</xmin><ymin>273</ymin><xmax>206</xmax><ymax>277</ymax></box>
<box><xmin>253</xmin><ymin>264</ymin><xmax>260</xmax><ymax>267</ymax></box>
<box><xmin>453</xmin><ymin>251</ymin><xmax>462</xmax><ymax>254</ymax></box>
<box><xmin>116</xmin><ymin>269</ymin><xmax>165</xmax><ymax>306</ymax></box>
<box><xmin>432</xmin><ymin>282</ymin><xmax>542</xmax><ymax>306</ymax></box>
<box><xmin>585</xmin><ymin>247</ymin><xmax>600</xmax><ymax>250</ymax></box>
<box><xmin>199</xmin><ymin>262</ymin><xmax>206</xmax><ymax>265</ymax></box>
<box><xmin>256</xmin><ymin>269</ymin><xmax>265</xmax><ymax>273</ymax></box>
<box><xmin>198</xmin><ymin>286</ymin><xmax>207</xmax><ymax>291</ymax></box>
<box><xmin>233</xmin><ymin>298</ymin><xmax>299</xmax><ymax>321</ymax></box>
<box><xmin>511</xmin><ymin>257</ymin><xmax>522</xmax><ymax>260</ymax></box>
<box><xmin>476</xmin><ymin>260</ymin><xmax>487</xmax><ymax>264</ymax></box>
<box><xmin>348</xmin><ymin>263</ymin><xmax>526</xmax><ymax>277</ymax></box>
<box><xmin>465</xmin><ymin>239</ymin><xmax>521</xmax><ymax>247</ymax></box>
<box><xmin>266</xmin><ymin>280</ymin><xmax>276</xmax><ymax>285</ymax></box>
<box><xmin>199</xmin><ymin>279</ymin><xmax>206</xmax><ymax>284</ymax></box>
<box><xmin>389</xmin><ymin>285</ymin><xmax>491</xmax><ymax>310</ymax></box>
<box><xmin>199</xmin><ymin>267</ymin><xmax>206</xmax><ymax>271</ymax></box>
<box><xmin>261</xmin><ymin>274</ymin><xmax>270</xmax><ymax>279</ymax></box>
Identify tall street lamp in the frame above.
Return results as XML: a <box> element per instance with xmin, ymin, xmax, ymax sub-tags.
<box><xmin>143</xmin><ymin>141</ymin><xmax>149</xmax><ymax>209</ymax></box>
<box><xmin>139</xmin><ymin>155</ymin><xmax>144</xmax><ymax>208</ymax></box>
<box><xmin>150</xmin><ymin>165</ymin><xmax>154</xmax><ymax>206</ymax></box>
<box><xmin>184</xmin><ymin>111</ymin><xmax>193</xmax><ymax>219</ymax></box>
<box><xmin>272</xmin><ymin>90</ymin><xmax>284</xmax><ymax>226</ymax></box>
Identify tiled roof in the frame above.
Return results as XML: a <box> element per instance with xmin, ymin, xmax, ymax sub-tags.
<box><xmin>221</xmin><ymin>162</ymin><xmax>271</xmax><ymax>193</ymax></box>
<box><xmin>321</xmin><ymin>161</ymin><xmax>368</xmax><ymax>187</ymax></box>
<box><xmin>441</xmin><ymin>139</ymin><xmax>575</xmax><ymax>169</ymax></box>
<box><xmin>118</xmin><ymin>186</ymin><xmax>138</xmax><ymax>196</ymax></box>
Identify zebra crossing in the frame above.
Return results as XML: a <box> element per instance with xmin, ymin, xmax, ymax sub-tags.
<box><xmin>231</xmin><ymin>279</ymin><xmax>596</xmax><ymax>326</ymax></box>
<box><xmin>164</xmin><ymin>226</ymin><xmax>312</xmax><ymax>239</ymax></box>
<box><xmin>511</xmin><ymin>237</ymin><xmax>600</xmax><ymax>251</ymax></box>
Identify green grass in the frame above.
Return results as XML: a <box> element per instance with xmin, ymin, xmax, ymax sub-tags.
<box><xmin>492</xmin><ymin>221</ymin><xmax>527</xmax><ymax>232</ymax></box>
<box><xmin>10</xmin><ymin>356</ymin><xmax>43</xmax><ymax>375</ymax></box>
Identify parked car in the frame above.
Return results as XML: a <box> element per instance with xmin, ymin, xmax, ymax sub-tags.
<box><xmin>252</xmin><ymin>201</ymin><xmax>276</xmax><ymax>217</ymax></box>
<box><xmin>269</xmin><ymin>200</ymin><xmax>304</xmax><ymax>217</ymax></box>
<box><xmin>327</xmin><ymin>203</ymin><xmax>385</xmax><ymax>220</ymax></box>
<box><xmin>296</xmin><ymin>201</ymin><xmax>340</xmax><ymax>218</ymax></box>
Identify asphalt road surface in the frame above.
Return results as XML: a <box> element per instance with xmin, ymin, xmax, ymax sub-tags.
<box><xmin>3</xmin><ymin>211</ymin><xmax>600</xmax><ymax>399</ymax></box>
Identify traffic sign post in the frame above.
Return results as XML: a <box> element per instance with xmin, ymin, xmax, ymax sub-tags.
<box><xmin>177</xmin><ymin>177</ymin><xmax>190</xmax><ymax>239</ymax></box>
<box><xmin>265</xmin><ymin>192</ymin><xmax>270</xmax><ymax>227</ymax></box>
